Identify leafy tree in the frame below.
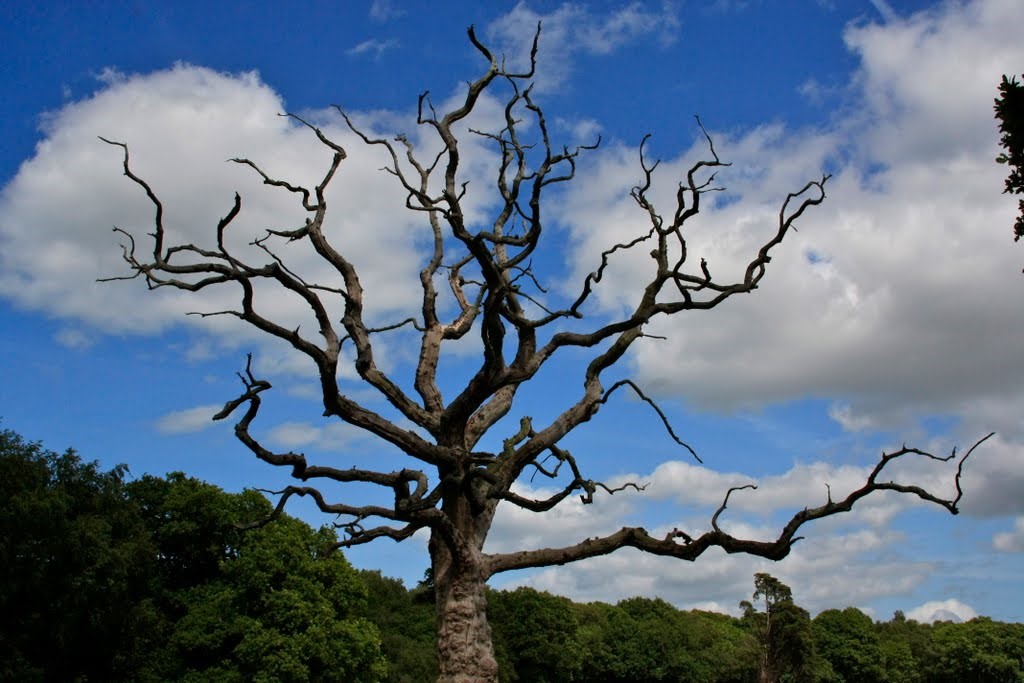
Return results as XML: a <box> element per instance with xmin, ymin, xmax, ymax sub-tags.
<box><xmin>131</xmin><ymin>474</ymin><xmax>387</xmax><ymax>682</ymax></box>
<box><xmin>0</xmin><ymin>427</ymin><xmax>157</xmax><ymax>682</ymax></box>
<box><xmin>571</xmin><ymin>598</ymin><xmax>757</xmax><ymax>683</ymax></box>
<box><xmin>813</xmin><ymin>608</ymin><xmax>886</xmax><ymax>683</ymax></box>
<box><xmin>740</xmin><ymin>573</ymin><xmax>820</xmax><ymax>683</ymax></box>
<box><xmin>924</xmin><ymin>617</ymin><xmax>1024</xmax><ymax>683</ymax></box>
<box><xmin>676</xmin><ymin>610</ymin><xmax>759</xmax><ymax>683</ymax></box>
<box><xmin>572</xmin><ymin>601</ymin><xmax>621</xmax><ymax>681</ymax></box>
<box><xmin>488</xmin><ymin>587</ymin><xmax>584</xmax><ymax>682</ymax></box>
<box><xmin>127</xmin><ymin>472</ymin><xmax>268</xmax><ymax>593</ymax></box>
<box><xmin>572</xmin><ymin>597</ymin><xmax>699</xmax><ymax>682</ymax></box>
<box><xmin>358</xmin><ymin>569</ymin><xmax>438</xmax><ymax>683</ymax></box>
<box><xmin>99</xmin><ymin>23</ymin><xmax>990</xmax><ymax>681</ymax></box>
<box><xmin>877</xmin><ymin>637</ymin><xmax>920</xmax><ymax>683</ymax></box>
<box><xmin>995</xmin><ymin>73</ymin><xmax>1024</xmax><ymax>244</ymax></box>
<box><xmin>0</xmin><ymin>427</ymin><xmax>385</xmax><ymax>682</ymax></box>
<box><xmin>873</xmin><ymin>610</ymin><xmax>929</xmax><ymax>683</ymax></box>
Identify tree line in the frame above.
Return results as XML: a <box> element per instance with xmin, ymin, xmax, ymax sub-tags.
<box><xmin>3</xmin><ymin>426</ymin><xmax>1021</xmax><ymax>682</ymax></box>
<box><xmin>364</xmin><ymin>570</ymin><xmax>1024</xmax><ymax>683</ymax></box>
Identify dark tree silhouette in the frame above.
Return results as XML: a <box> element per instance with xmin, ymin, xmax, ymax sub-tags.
<box><xmin>995</xmin><ymin>73</ymin><xmax>1024</xmax><ymax>247</ymax></box>
<box><xmin>100</xmin><ymin>25</ymin><xmax>991</xmax><ymax>682</ymax></box>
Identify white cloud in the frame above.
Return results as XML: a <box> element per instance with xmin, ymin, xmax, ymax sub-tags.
<box><xmin>369</xmin><ymin>0</ymin><xmax>404</xmax><ymax>22</ymax></box>
<box><xmin>993</xmin><ymin>516</ymin><xmax>1024</xmax><ymax>552</ymax></box>
<box><xmin>265</xmin><ymin>422</ymin><xmax>320</xmax><ymax>449</ymax></box>
<box><xmin>488</xmin><ymin>447</ymin><xmax>979</xmax><ymax>614</ymax></box>
<box><xmin>827</xmin><ymin>402</ymin><xmax>878</xmax><ymax>432</ymax></box>
<box><xmin>645</xmin><ymin>458</ymin><xmax>877</xmax><ymax>514</ymax></box>
<box><xmin>265</xmin><ymin>419</ymin><xmax>370</xmax><ymax>452</ymax></box>
<box><xmin>54</xmin><ymin>327</ymin><xmax>94</xmax><ymax>350</ymax></box>
<box><xmin>906</xmin><ymin>598</ymin><xmax>978</xmax><ymax>624</ymax></box>
<box><xmin>154</xmin><ymin>404</ymin><xmax>222</xmax><ymax>434</ymax></box>
<box><xmin>555</xmin><ymin>116</ymin><xmax>602</xmax><ymax>145</ymax></box>
<box><xmin>184</xmin><ymin>338</ymin><xmax>216</xmax><ymax>362</ymax></box>
<box><xmin>553</xmin><ymin>0</ymin><xmax>1024</xmax><ymax>450</ymax></box>
<box><xmin>0</xmin><ymin>62</ymin><xmax>506</xmax><ymax>386</ymax></box>
<box><xmin>346</xmin><ymin>38</ymin><xmax>399</xmax><ymax>58</ymax></box>
<box><xmin>487</xmin><ymin>479</ymin><xmax>642</xmax><ymax>554</ymax></box>
<box><xmin>486</xmin><ymin>2</ymin><xmax>680</xmax><ymax>92</ymax></box>
<box><xmin>955</xmin><ymin>434</ymin><xmax>1024</xmax><ymax>518</ymax></box>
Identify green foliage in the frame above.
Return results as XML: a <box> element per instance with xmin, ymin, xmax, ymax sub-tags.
<box><xmin>995</xmin><ymin>73</ymin><xmax>1024</xmax><ymax>242</ymax></box>
<box><xmin>0</xmin><ymin>427</ymin><xmax>156</xmax><ymax>681</ymax></box>
<box><xmin>924</xmin><ymin>617</ymin><xmax>1024</xmax><ymax>683</ymax></box>
<box><xmin>813</xmin><ymin>608</ymin><xmax>886</xmax><ymax>683</ymax></box>
<box><xmin>126</xmin><ymin>472</ymin><xmax>267</xmax><ymax>592</ymax></box>
<box><xmin>132</xmin><ymin>475</ymin><xmax>387</xmax><ymax>682</ymax></box>
<box><xmin>571</xmin><ymin>596</ymin><xmax>757</xmax><ymax>683</ymax></box>
<box><xmin>870</xmin><ymin>611</ymin><xmax>929</xmax><ymax>683</ymax></box>
<box><xmin>0</xmin><ymin>427</ymin><xmax>385</xmax><ymax>682</ymax></box>
<box><xmin>358</xmin><ymin>569</ymin><xmax>438</xmax><ymax>683</ymax></box>
<box><xmin>591</xmin><ymin>597</ymin><xmax>697</xmax><ymax>681</ymax></box>
<box><xmin>677</xmin><ymin>610</ymin><xmax>759</xmax><ymax>683</ymax></box>
<box><xmin>488</xmin><ymin>587</ymin><xmax>584</xmax><ymax>682</ymax></box>
<box><xmin>741</xmin><ymin>573</ymin><xmax>822</xmax><ymax>683</ymax></box>
<box><xmin>878</xmin><ymin>637</ymin><xmax>921</xmax><ymax>683</ymax></box>
<box><xmin>6</xmin><ymin>427</ymin><xmax>1024</xmax><ymax>683</ymax></box>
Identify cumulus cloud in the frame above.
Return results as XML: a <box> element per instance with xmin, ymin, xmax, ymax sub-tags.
<box><xmin>0</xmin><ymin>62</ymin><xmax>507</xmax><ymax>386</ymax></box>
<box><xmin>487</xmin><ymin>456</ymin><xmax>939</xmax><ymax>613</ymax></box>
<box><xmin>154</xmin><ymin>404</ymin><xmax>222</xmax><ymax>434</ymax></box>
<box><xmin>554</xmin><ymin>0</ymin><xmax>1024</xmax><ymax>447</ymax></box>
<box><xmin>644</xmin><ymin>458</ymin><xmax>878</xmax><ymax>513</ymax></box>
<box><xmin>907</xmin><ymin>598</ymin><xmax>978</xmax><ymax>624</ymax></box>
<box><xmin>487</xmin><ymin>480</ymin><xmax>643</xmax><ymax>554</ymax></box>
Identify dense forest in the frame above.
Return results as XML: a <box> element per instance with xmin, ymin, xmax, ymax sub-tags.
<box><xmin>3</xmin><ymin>426</ymin><xmax>1022</xmax><ymax>682</ymax></box>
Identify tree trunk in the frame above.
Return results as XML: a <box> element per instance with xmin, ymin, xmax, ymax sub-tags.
<box><xmin>435</xmin><ymin>564</ymin><xmax>498</xmax><ymax>682</ymax></box>
<box><xmin>431</xmin><ymin>503</ymin><xmax>499</xmax><ymax>683</ymax></box>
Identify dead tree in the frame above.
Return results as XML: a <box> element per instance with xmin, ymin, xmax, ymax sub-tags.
<box><xmin>101</xmin><ymin>25</ymin><xmax>990</xmax><ymax>683</ymax></box>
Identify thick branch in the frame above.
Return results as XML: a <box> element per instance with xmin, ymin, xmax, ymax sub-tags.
<box><xmin>485</xmin><ymin>434</ymin><xmax>993</xmax><ymax>576</ymax></box>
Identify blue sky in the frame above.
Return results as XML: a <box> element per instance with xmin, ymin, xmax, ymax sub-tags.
<box><xmin>1</xmin><ymin>0</ymin><xmax>1022</xmax><ymax>623</ymax></box>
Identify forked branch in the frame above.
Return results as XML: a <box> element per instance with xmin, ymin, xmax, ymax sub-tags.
<box><xmin>484</xmin><ymin>433</ymin><xmax>993</xmax><ymax>576</ymax></box>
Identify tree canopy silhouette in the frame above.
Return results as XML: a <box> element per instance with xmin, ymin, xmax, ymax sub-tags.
<box><xmin>995</xmin><ymin>73</ymin><xmax>1024</xmax><ymax>245</ymax></box>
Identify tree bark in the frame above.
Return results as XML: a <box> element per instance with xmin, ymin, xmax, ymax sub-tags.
<box><xmin>431</xmin><ymin>494</ymin><xmax>499</xmax><ymax>683</ymax></box>
<box><xmin>435</xmin><ymin>568</ymin><xmax>497</xmax><ymax>682</ymax></box>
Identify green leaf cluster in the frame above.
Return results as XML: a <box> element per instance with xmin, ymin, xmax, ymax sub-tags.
<box><xmin>356</xmin><ymin>569</ymin><xmax>438</xmax><ymax>683</ymax></box>
<box><xmin>0</xmin><ymin>428</ymin><xmax>153</xmax><ymax>681</ymax></box>
<box><xmin>0</xmin><ymin>427</ymin><xmax>385</xmax><ymax>682</ymax></box>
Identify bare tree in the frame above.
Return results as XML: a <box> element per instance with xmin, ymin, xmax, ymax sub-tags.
<box><xmin>101</xmin><ymin>26</ymin><xmax>990</xmax><ymax>683</ymax></box>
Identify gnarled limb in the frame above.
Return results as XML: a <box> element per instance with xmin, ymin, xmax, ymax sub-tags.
<box><xmin>485</xmin><ymin>433</ymin><xmax>993</xmax><ymax>577</ymax></box>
